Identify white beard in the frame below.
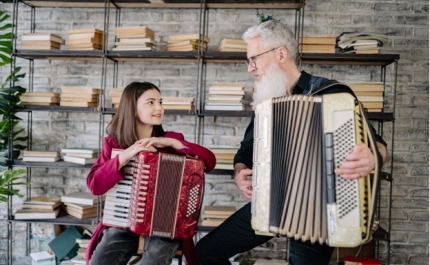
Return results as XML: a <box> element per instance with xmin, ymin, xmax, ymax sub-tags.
<box><xmin>253</xmin><ymin>61</ymin><xmax>289</xmax><ymax>108</ymax></box>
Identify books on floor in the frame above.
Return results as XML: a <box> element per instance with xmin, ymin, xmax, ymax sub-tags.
<box><xmin>167</xmin><ymin>34</ymin><xmax>209</xmax><ymax>52</ymax></box>
<box><xmin>61</xmin><ymin>191</ymin><xmax>98</xmax><ymax>206</ymax></box>
<box><xmin>217</xmin><ymin>38</ymin><xmax>247</xmax><ymax>52</ymax></box>
<box><xmin>162</xmin><ymin>97</ymin><xmax>195</xmax><ymax>111</ymax></box>
<box><xmin>61</xmin><ymin>147</ymin><xmax>99</xmax><ymax>164</ymax></box>
<box><xmin>20</xmin><ymin>92</ymin><xmax>61</xmax><ymax>106</ymax></box>
<box><xmin>205</xmin><ymin>82</ymin><xmax>246</xmax><ymax>111</ymax></box>
<box><xmin>200</xmin><ymin>205</ymin><xmax>237</xmax><ymax>227</ymax></box>
<box><xmin>301</xmin><ymin>35</ymin><xmax>336</xmax><ymax>53</ymax></box>
<box><xmin>60</xmin><ymin>86</ymin><xmax>101</xmax><ymax>108</ymax></box>
<box><xmin>113</xmin><ymin>26</ymin><xmax>157</xmax><ymax>51</ymax></box>
<box><xmin>66</xmin><ymin>28</ymin><xmax>105</xmax><ymax>51</ymax></box>
<box><xmin>20</xmin><ymin>32</ymin><xmax>64</xmax><ymax>50</ymax></box>
<box><xmin>22</xmin><ymin>150</ymin><xmax>61</xmax><ymax>162</ymax></box>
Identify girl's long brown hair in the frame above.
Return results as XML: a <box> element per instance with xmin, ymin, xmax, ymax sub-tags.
<box><xmin>106</xmin><ymin>82</ymin><xmax>165</xmax><ymax>148</ymax></box>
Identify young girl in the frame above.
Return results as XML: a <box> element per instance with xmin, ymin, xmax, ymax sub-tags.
<box><xmin>86</xmin><ymin>82</ymin><xmax>216</xmax><ymax>265</ymax></box>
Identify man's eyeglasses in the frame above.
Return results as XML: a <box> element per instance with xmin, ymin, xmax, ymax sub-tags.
<box><xmin>245</xmin><ymin>47</ymin><xmax>279</xmax><ymax>68</ymax></box>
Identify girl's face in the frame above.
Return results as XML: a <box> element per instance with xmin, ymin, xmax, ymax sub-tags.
<box><xmin>135</xmin><ymin>88</ymin><xmax>164</xmax><ymax>126</ymax></box>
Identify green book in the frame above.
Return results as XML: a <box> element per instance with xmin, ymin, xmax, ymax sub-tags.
<box><xmin>48</xmin><ymin>226</ymin><xmax>81</xmax><ymax>260</ymax></box>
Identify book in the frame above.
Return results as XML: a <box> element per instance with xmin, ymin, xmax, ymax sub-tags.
<box><xmin>204</xmin><ymin>205</ymin><xmax>237</xmax><ymax>215</ymax></box>
<box><xmin>65</xmin><ymin>37</ymin><xmax>103</xmax><ymax>45</ymax></box>
<box><xmin>68</xmin><ymin>28</ymin><xmax>104</xmax><ymax>35</ymax></box>
<box><xmin>219</xmin><ymin>38</ymin><xmax>246</xmax><ymax>46</ymax></box>
<box><xmin>302</xmin><ymin>35</ymin><xmax>336</xmax><ymax>45</ymax></box>
<box><xmin>23</xmin><ymin>150</ymin><xmax>60</xmax><ymax>157</ymax></box>
<box><xmin>204</xmin><ymin>105</ymin><xmax>244</xmax><ymax>111</ymax></box>
<box><xmin>21</xmin><ymin>201</ymin><xmax>61</xmax><ymax>211</ymax></box>
<box><xmin>60</xmin><ymin>87</ymin><xmax>101</xmax><ymax>94</ymax></box>
<box><xmin>14</xmin><ymin>208</ymin><xmax>60</xmax><ymax>220</ymax></box>
<box><xmin>22</xmin><ymin>156</ymin><xmax>60</xmax><ymax>162</ymax></box>
<box><xmin>63</xmin><ymin>156</ymin><xmax>97</xmax><ymax>165</ymax></box>
<box><xmin>30</xmin><ymin>251</ymin><xmax>54</xmax><ymax>263</ymax></box>
<box><xmin>21</xmin><ymin>40</ymin><xmax>62</xmax><ymax>48</ymax></box>
<box><xmin>61</xmin><ymin>192</ymin><xmax>98</xmax><ymax>206</ymax></box>
<box><xmin>114</xmin><ymin>27</ymin><xmax>155</xmax><ymax>38</ymax></box>
<box><xmin>361</xmin><ymin>102</ymin><xmax>384</xmax><ymax>109</ymax></box>
<box><xmin>61</xmin><ymin>148</ymin><xmax>99</xmax><ymax>154</ymax></box>
<box><xmin>64</xmin><ymin>202</ymin><xmax>98</xmax><ymax>213</ymax></box>
<box><xmin>168</xmin><ymin>34</ymin><xmax>210</xmax><ymax>43</ymax></box>
<box><xmin>112</xmin><ymin>46</ymin><xmax>155</xmax><ymax>51</ymax></box>
<box><xmin>48</xmin><ymin>226</ymin><xmax>81</xmax><ymax>260</ymax></box>
<box><xmin>357</xmin><ymin>96</ymin><xmax>383</xmax><ymax>102</ymax></box>
<box><xmin>66</xmin><ymin>208</ymin><xmax>97</xmax><ymax>219</ymax></box>
<box><xmin>208</xmin><ymin>90</ymin><xmax>245</xmax><ymax>96</ymax></box>
<box><xmin>200</xmin><ymin>218</ymin><xmax>226</xmax><ymax>227</ymax></box>
<box><xmin>21</xmin><ymin>32</ymin><xmax>65</xmax><ymax>44</ymax></box>
<box><xmin>24</xmin><ymin>196</ymin><xmax>61</xmax><ymax>205</ymax></box>
<box><xmin>59</xmin><ymin>101</ymin><xmax>99</xmax><ymax>107</ymax></box>
<box><xmin>344</xmin><ymin>256</ymin><xmax>380</xmax><ymax>265</ymax></box>
<box><xmin>353</xmin><ymin>91</ymin><xmax>383</xmax><ymax>97</ymax></box>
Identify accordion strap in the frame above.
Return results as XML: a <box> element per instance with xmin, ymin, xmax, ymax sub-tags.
<box><xmin>309</xmin><ymin>79</ymin><xmax>352</xmax><ymax>96</ymax></box>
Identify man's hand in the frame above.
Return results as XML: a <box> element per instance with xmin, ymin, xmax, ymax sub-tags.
<box><xmin>334</xmin><ymin>143</ymin><xmax>375</xmax><ymax>180</ymax></box>
<box><xmin>233</xmin><ymin>163</ymin><xmax>253</xmax><ymax>200</ymax></box>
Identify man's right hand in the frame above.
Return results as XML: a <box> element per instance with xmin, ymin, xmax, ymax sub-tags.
<box><xmin>233</xmin><ymin>167</ymin><xmax>253</xmax><ymax>200</ymax></box>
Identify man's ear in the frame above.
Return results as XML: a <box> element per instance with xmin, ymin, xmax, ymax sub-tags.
<box><xmin>277</xmin><ymin>46</ymin><xmax>289</xmax><ymax>63</ymax></box>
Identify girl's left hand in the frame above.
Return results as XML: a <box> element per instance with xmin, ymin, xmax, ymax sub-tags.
<box><xmin>135</xmin><ymin>137</ymin><xmax>185</xmax><ymax>150</ymax></box>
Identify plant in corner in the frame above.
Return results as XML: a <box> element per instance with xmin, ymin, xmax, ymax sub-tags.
<box><xmin>0</xmin><ymin>8</ymin><xmax>28</xmax><ymax>202</ymax></box>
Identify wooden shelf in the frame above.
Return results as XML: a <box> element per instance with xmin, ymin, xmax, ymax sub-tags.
<box><xmin>300</xmin><ymin>53</ymin><xmax>399</xmax><ymax>66</ymax></box>
<box><xmin>9</xmin><ymin>209</ymin><xmax>98</xmax><ymax>226</ymax></box>
<box><xmin>15</xmin><ymin>0</ymin><xmax>305</xmax><ymax>9</ymax></box>
<box><xmin>13</xmin><ymin>159</ymin><xmax>94</xmax><ymax>169</ymax></box>
<box><xmin>13</xmin><ymin>49</ymin><xmax>104</xmax><ymax>60</ymax></box>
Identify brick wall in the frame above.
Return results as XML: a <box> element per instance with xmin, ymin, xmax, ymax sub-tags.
<box><xmin>0</xmin><ymin>1</ymin><xmax>428</xmax><ymax>265</ymax></box>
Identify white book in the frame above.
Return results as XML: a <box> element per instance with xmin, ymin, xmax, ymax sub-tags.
<box><xmin>61</xmin><ymin>147</ymin><xmax>99</xmax><ymax>154</ymax></box>
<box><xmin>63</xmin><ymin>155</ymin><xmax>97</xmax><ymax>165</ymax></box>
<box><xmin>22</xmin><ymin>156</ymin><xmax>60</xmax><ymax>162</ymax></box>
<box><xmin>14</xmin><ymin>208</ymin><xmax>60</xmax><ymax>220</ymax></box>
<box><xmin>205</xmin><ymin>105</ymin><xmax>244</xmax><ymax>111</ymax></box>
<box><xmin>61</xmin><ymin>191</ymin><xmax>98</xmax><ymax>206</ymax></box>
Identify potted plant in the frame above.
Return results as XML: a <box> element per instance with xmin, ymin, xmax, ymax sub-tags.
<box><xmin>0</xmin><ymin>8</ymin><xmax>28</xmax><ymax>202</ymax></box>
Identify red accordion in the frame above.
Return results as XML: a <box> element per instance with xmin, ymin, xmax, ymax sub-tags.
<box><xmin>103</xmin><ymin>151</ymin><xmax>205</xmax><ymax>240</ymax></box>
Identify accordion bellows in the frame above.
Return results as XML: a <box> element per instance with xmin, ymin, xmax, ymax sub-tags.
<box><xmin>251</xmin><ymin>93</ymin><xmax>378</xmax><ymax>247</ymax></box>
<box><xmin>104</xmin><ymin>151</ymin><xmax>204</xmax><ymax>240</ymax></box>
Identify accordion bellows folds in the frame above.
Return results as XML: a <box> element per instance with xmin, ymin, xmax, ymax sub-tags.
<box><xmin>251</xmin><ymin>93</ymin><xmax>379</xmax><ymax>247</ymax></box>
<box><xmin>104</xmin><ymin>150</ymin><xmax>205</xmax><ymax>240</ymax></box>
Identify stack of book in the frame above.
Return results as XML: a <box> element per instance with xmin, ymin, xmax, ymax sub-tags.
<box><xmin>166</xmin><ymin>34</ymin><xmax>209</xmax><ymax>52</ymax></box>
<box><xmin>113</xmin><ymin>26</ymin><xmax>157</xmax><ymax>51</ymax></box>
<box><xmin>205</xmin><ymin>83</ymin><xmax>245</xmax><ymax>111</ymax></box>
<box><xmin>301</xmin><ymin>35</ymin><xmax>336</xmax><ymax>53</ymax></box>
<box><xmin>111</xmin><ymin>88</ymin><xmax>124</xmax><ymax>108</ymax></box>
<box><xmin>66</xmin><ymin>28</ymin><xmax>105</xmax><ymax>51</ymax></box>
<box><xmin>20</xmin><ymin>92</ymin><xmax>61</xmax><ymax>106</ymax></box>
<box><xmin>337</xmin><ymin>32</ymin><xmax>389</xmax><ymax>54</ymax></box>
<box><xmin>208</xmin><ymin>146</ymin><xmax>237</xmax><ymax>170</ymax></box>
<box><xmin>200</xmin><ymin>205</ymin><xmax>237</xmax><ymax>227</ymax></box>
<box><xmin>61</xmin><ymin>147</ymin><xmax>99</xmax><ymax>165</ymax></box>
<box><xmin>60</xmin><ymin>86</ymin><xmax>101</xmax><ymax>108</ymax></box>
<box><xmin>61</xmin><ymin>192</ymin><xmax>98</xmax><ymax>218</ymax></box>
<box><xmin>74</xmin><ymin>236</ymin><xmax>91</xmax><ymax>260</ymax></box>
<box><xmin>217</xmin><ymin>38</ymin><xmax>247</xmax><ymax>52</ymax></box>
<box><xmin>162</xmin><ymin>97</ymin><xmax>195</xmax><ymax>111</ymax></box>
<box><xmin>346</xmin><ymin>82</ymin><xmax>384</xmax><ymax>112</ymax></box>
<box><xmin>22</xmin><ymin>150</ymin><xmax>61</xmax><ymax>163</ymax></box>
<box><xmin>14</xmin><ymin>196</ymin><xmax>62</xmax><ymax>220</ymax></box>
<box><xmin>63</xmin><ymin>202</ymin><xmax>98</xmax><ymax>219</ymax></box>
<box><xmin>20</xmin><ymin>32</ymin><xmax>64</xmax><ymax>50</ymax></box>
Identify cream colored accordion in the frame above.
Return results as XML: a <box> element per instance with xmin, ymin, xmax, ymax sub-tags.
<box><xmin>251</xmin><ymin>92</ymin><xmax>380</xmax><ymax>247</ymax></box>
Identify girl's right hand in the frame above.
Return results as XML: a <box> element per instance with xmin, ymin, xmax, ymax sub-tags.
<box><xmin>118</xmin><ymin>142</ymin><xmax>156</xmax><ymax>169</ymax></box>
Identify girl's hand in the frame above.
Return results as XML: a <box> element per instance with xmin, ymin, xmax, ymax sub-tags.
<box><xmin>135</xmin><ymin>137</ymin><xmax>186</xmax><ymax>150</ymax></box>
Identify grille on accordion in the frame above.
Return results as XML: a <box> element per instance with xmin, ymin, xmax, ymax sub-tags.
<box><xmin>251</xmin><ymin>93</ymin><xmax>379</xmax><ymax>247</ymax></box>
<box><xmin>103</xmin><ymin>151</ymin><xmax>205</xmax><ymax>240</ymax></box>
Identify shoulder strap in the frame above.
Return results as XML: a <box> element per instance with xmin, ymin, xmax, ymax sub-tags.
<box><xmin>309</xmin><ymin>79</ymin><xmax>350</xmax><ymax>96</ymax></box>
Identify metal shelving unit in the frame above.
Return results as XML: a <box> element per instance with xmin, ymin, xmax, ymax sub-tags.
<box><xmin>7</xmin><ymin>0</ymin><xmax>396</xmax><ymax>264</ymax></box>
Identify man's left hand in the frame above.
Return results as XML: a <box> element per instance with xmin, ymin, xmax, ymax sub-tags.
<box><xmin>334</xmin><ymin>143</ymin><xmax>375</xmax><ymax>180</ymax></box>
